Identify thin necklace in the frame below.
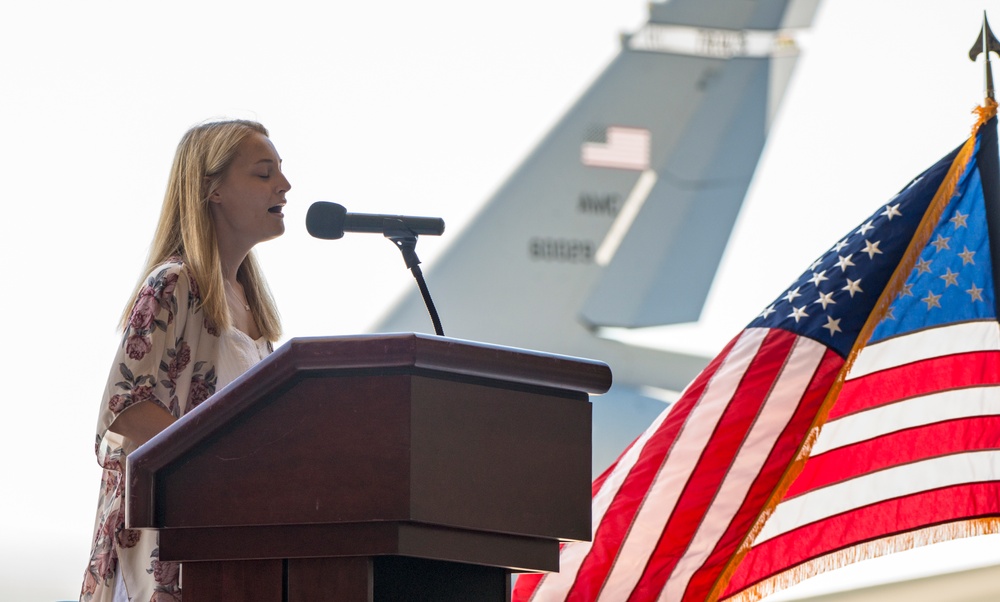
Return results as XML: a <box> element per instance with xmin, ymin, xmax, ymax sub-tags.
<box><xmin>226</xmin><ymin>279</ymin><xmax>250</xmax><ymax>311</ymax></box>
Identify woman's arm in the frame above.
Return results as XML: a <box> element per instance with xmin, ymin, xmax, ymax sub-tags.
<box><xmin>96</xmin><ymin>262</ymin><xmax>192</xmax><ymax>465</ymax></box>
<box><xmin>108</xmin><ymin>399</ymin><xmax>176</xmax><ymax>449</ymax></box>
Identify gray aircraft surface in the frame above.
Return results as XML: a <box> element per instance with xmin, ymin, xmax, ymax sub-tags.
<box><xmin>375</xmin><ymin>0</ymin><xmax>822</xmax><ymax>475</ymax></box>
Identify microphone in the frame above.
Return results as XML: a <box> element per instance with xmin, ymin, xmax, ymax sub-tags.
<box><xmin>306</xmin><ymin>201</ymin><xmax>445</xmax><ymax>240</ymax></box>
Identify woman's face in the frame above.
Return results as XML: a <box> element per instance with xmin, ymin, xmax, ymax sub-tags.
<box><xmin>209</xmin><ymin>132</ymin><xmax>291</xmax><ymax>247</ymax></box>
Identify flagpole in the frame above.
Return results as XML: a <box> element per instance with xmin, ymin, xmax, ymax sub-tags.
<box><xmin>969</xmin><ymin>14</ymin><xmax>1000</xmax><ymax>325</ymax></box>
<box><xmin>970</xmin><ymin>12</ymin><xmax>1000</xmax><ymax>101</ymax></box>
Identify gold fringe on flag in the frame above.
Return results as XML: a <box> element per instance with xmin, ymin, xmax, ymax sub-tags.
<box><xmin>725</xmin><ymin>518</ymin><xmax>1000</xmax><ymax>602</ymax></box>
<box><xmin>708</xmin><ymin>100</ymin><xmax>999</xmax><ymax>602</ymax></box>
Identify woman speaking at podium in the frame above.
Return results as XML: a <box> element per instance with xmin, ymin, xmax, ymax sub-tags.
<box><xmin>80</xmin><ymin>119</ymin><xmax>290</xmax><ymax>602</ymax></box>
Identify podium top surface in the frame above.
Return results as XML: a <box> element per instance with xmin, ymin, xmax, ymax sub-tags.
<box><xmin>275</xmin><ymin>333</ymin><xmax>612</xmax><ymax>393</ymax></box>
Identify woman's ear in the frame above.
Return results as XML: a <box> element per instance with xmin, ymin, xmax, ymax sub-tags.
<box><xmin>204</xmin><ymin>176</ymin><xmax>221</xmax><ymax>204</ymax></box>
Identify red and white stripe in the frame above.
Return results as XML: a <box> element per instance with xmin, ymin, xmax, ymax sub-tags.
<box><xmin>723</xmin><ymin>320</ymin><xmax>1000</xmax><ymax>597</ymax></box>
<box><xmin>515</xmin><ymin>327</ymin><xmax>843</xmax><ymax>602</ymax></box>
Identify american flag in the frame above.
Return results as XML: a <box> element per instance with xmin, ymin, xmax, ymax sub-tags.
<box><xmin>514</xmin><ymin>106</ymin><xmax>1000</xmax><ymax>602</ymax></box>
<box><xmin>581</xmin><ymin>126</ymin><xmax>651</xmax><ymax>171</ymax></box>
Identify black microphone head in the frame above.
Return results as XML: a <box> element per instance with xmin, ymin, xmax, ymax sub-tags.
<box><xmin>306</xmin><ymin>202</ymin><xmax>348</xmax><ymax>240</ymax></box>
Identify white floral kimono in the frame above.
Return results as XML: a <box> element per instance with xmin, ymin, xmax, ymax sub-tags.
<box><xmin>81</xmin><ymin>258</ymin><xmax>268</xmax><ymax>602</ymax></box>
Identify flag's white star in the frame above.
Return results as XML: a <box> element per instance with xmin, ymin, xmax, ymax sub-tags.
<box><xmin>760</xmin><ymin>305</ymin><xmax>776</xmax><ymax>319</ymax></box>
<box><xmin>950</xmin><ymin>211</ymin><xmax>969</xmax><ymax>229</ymax></box>
<box><xmin>814</xmin><ymin>291</ymin><xmax>836</xmax><ymax>309</ymax></box>
<box><xmin>832</xmin><ymin>239</ymin><xmax>849</xmax><ymax>253</ymax></box>
<box><xmin>885</xmin><ymin>306</ymin><xmax>896</xmax><ymax>320</ymax></box>
<box><xmin>809</xmin><ymin>258</ymin><xmax>824</xmax><ymax>271</ymax></box>
<box><xmin>882</xmin><ymin>204</ymin><xmax>902</xmax><ymax>220</ymax></box>
<box><xmin>842</xmin><ymin>278</ymin><xmax>863</xmax><ymax>297</ymax></box>
<box><xmin>784</xmin><ymin>287</ymin><xmax>802</xmax><ymax>303</ymax></box>
<box><xmin>967</xmin><ymin>283</ymin><xmax>984</xmax><ymax>302</ymax></box>
<box><xmin>922</xmin><ymin>291</ymin><xmax>942</xmax><ymax>309</ymax></box>
<box><xmin>899</xmin><ymin>283</ymin><xmax>914</xmax><ymax>297</ymax></box>
<box><xmin>822</xmin><ymin>316</ymin><xmax>842</xmax><ymax>335</ymax></box>
<box><xmin>940</xmin><ymin>268</ymin><xmax>959</xmax><ymax>287</ymax></box>
<box><xmin>836</xmin><ymin>254</ymin><xmax>855</xmax><ymax>272</ymax></box>
<box><xmin>959</xmin><ymin>246</ymin><xmax>976</xmax><ymax>265</ymax></box>
<box><xmin>915</xmin><ymin>258</ymin><xmax>933</xmax><ymax>275</ymax></box>
<box><xmin>861</xmin><ymin>240</ymin><xmax>883</xmax><ymax>260</ymax></box>
<box><xmin>808</xmin><ymin>271</ymin><xmax>829</xmax><ymax>286</ymax></box>
<box><xmin>857</xmin><ymin>221</ymin><xmax>875</xmax><ymax>235</ymax></box>
<box><xmin>789</xmin><ymin>306</ymin><xmax>809</xmax><ymax>322</ymax></box>
<box><xmin>930</xmin><ymin>234</ymin><xmax>951</xmax><ymax>252</ymax></box>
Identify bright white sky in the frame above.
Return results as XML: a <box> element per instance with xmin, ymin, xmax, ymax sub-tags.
<box><xmin>3</xmin><ymin>1</ymin><xmax>1000</xmax><ymax>600</ymax></box>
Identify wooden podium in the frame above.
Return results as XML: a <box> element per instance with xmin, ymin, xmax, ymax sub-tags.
<box><xmin>127</xmin><ymin>333</ymin><xmax>611</xmax><ymax>601</ymax></box>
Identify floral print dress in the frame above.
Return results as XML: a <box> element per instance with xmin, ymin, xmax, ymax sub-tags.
<box><xmin>81</xmin><ymin>258</ymin><xmax>265</xmax><ymax>602</ymax></box>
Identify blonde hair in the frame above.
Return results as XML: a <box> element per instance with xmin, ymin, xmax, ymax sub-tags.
<box><xmin>119</xmin><ymin>119</ymin><xmax>282</xmax><ymax>341</ymax></box>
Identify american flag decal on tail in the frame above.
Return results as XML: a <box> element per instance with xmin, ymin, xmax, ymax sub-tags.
<box><xmin>581</xmin><ymin>127</ymin><xmax>651</xmax><ymax>171</ymax></box>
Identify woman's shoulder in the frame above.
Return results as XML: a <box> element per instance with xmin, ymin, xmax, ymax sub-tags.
<box><xmin>146</xmin><ymin>255</ymin><xmax>186</xmax><ymax>276</ymax></box>
<box><xmin>140</xmin><ymin>257</ymin><xmax>199</xmax><ymax>301</ymax></box>
<box><xmin>127</xmin><ymin>256</ymin><xmax>218</xmax><ymax>338</ymax></box>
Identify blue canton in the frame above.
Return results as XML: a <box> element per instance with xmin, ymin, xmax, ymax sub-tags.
<box><xmin>749</xmin><ymin>139</ymin><xmax>988</xmax><ymax>358</ymax></box>
<box><xmin>871</xmin><ymin>164</ymin><xmax>996</xmax><ymax>342</ymax></box>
